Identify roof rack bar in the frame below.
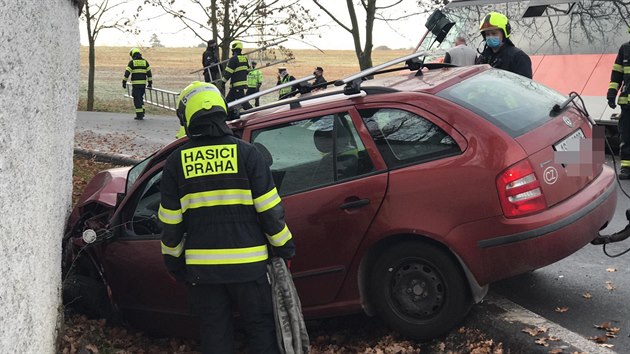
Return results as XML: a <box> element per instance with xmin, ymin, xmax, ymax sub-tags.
<box><xmin>335</xmin><ymin>50</ymin><xmax>428</xmax><ymax>86</ymax></box>
<box><xmin>228</xmin><ymin>74</ymin><xmax>315</xmax><ymax>109</ymax></box>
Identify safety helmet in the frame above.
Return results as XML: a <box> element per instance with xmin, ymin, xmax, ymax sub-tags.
<box><xmin>231</xmin><ymin>40</ymin><xmax>243</xmax><ymax>51</ymax></box>
<box><xmin>129</xmin><ymin>48</ymin><xmax>141</xmax><ymax>57</ymax></box>
<box><xmin>479</xmin><ymin>12</ymin><xmax>511</xmax><ymax>39</ymax></box>
<box><xmin>176</xmin><ymin>81</ymin><xmax>228</xmax><ymax>137</ymax></box>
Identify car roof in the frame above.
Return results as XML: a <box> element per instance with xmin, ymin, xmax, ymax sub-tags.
<box><xmin>230</xmin><ymin>64</ymin><xmax>487</xmax><ymax>128</ymax></box>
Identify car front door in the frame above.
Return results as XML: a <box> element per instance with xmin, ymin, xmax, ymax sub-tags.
<box><xmin>246</xmin><ymin>108</ymin><xmax>388</xmax><ymax>307</ymax></box>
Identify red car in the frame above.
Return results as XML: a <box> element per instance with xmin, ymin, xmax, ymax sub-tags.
<box><xmin>64</xmin><ymin>60</ymin><xmax>616</xmax><ymax>341</ymax></box>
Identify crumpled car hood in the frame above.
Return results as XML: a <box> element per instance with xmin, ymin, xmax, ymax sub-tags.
<box><xmin>76</xmin><ymin>166</ymin><xmax>131</xmax><ymax>209</ymax></box>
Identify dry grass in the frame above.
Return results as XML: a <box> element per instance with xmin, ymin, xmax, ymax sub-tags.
<box><xmin>79</xmin><ymin>46</ymin><xmax>411</xmax><ymax>112</ymax></box>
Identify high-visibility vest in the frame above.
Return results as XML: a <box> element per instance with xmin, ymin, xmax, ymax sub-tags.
<box><xmin>247</xmin><ymin>69</ymin><xmax>263</xmax><ymax>88</ymax></box>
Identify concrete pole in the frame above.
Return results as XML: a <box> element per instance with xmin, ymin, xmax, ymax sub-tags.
<box><xmin>0</xmin><ymin>0</ymin><xmax>81</xmax><ymax>352</ymax></box>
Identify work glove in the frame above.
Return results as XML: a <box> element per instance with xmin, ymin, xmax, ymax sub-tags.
<box><xmin>608</xmin><ymin>96</ymin><xmax>617</xmax><ymax>109</ymax></box>
<box><xmin>147</xmin><ymin>81</ymin><xmax>152</xmax><ymax>89</ymax></box>
<box><xmin>122</xmin><ymin>80</ymin><xmax>127</xmax><ymax>89</ymax></box>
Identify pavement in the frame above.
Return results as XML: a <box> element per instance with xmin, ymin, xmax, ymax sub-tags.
<box><xmin>75</xmin><ymin>110</ymin><xmax>624</xmax><ymax>353</ymax></box>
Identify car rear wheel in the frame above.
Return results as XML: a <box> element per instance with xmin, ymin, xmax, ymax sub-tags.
<box><xmin>370</xmin><ymin>241</ymin><xmax>472</xmax><ymax>341</ymax></box>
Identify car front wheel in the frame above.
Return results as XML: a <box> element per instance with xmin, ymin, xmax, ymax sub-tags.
<box><xmin>370</xmin><ymin>241</ymin><xmax>472</xmax><ymax>341</ymax></box>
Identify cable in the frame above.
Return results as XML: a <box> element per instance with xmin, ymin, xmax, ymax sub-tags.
<box><xmin>603</xmin><ymin>243</ymin><xmax>630</xmax><ymax>258</ymax></box>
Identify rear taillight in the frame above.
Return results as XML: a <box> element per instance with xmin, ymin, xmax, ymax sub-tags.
<box><xmin>496</xmin><ymin>159</ymin><xmax>547</xmax><ymax>218</ymax></box>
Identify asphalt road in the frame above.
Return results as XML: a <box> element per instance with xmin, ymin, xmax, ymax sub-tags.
<box><xmin>76</xmin><ymin>111</ymin><xmax>629</xmax><ymax>352</ymax></box>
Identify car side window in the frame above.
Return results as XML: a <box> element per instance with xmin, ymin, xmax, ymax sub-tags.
<box><xmin>129</xmin><ymin>171</ymin><xmax>163</xmax><ymax>237</ymax></box>
<box><xmin>359</xmin><ymin>108</ymin><xmax>461</xmax><ymax>168</ymax></box>
<box><xmin>251</xmin><ymin>112</ymin><xmax>374</xmax><ymax>196</ymax></box>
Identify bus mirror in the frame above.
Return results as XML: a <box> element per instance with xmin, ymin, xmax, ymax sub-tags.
<box><xmin>424</xmin><ymin>9</ymin><xmax>455</xmax><ymax>44</ymax></box>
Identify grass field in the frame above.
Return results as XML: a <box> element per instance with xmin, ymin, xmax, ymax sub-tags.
<box><xmin>79</xmin><ymin>46</ymin><xmax>411</xmax><ymax>113</ymax></box>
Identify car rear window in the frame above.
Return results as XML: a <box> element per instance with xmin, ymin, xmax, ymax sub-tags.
<box><xmin>436</xmin><ymin>69</ymin><xmax>566</xmax><ymax>137</ymax></box>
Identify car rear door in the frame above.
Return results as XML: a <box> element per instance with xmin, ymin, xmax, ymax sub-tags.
<box><xmin>244</xmin><ymin>107</ymin><xmax>388</xmax><ymax>307</ymax></box>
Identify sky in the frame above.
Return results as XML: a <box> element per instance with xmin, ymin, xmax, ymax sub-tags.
<box><xmin>80</xmin><ymin>1</ymin><xmax>430</xmax><ymax>50</ymax></box>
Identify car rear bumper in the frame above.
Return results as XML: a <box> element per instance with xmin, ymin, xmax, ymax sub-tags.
<box><xmin>448</xmin><ymin>165</ymin><xmax>617</xmax><ymax>285</ymax></box>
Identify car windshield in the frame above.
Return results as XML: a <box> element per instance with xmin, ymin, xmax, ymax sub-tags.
<box><xmin>420</xmin><ymin>0</ymin><xmax>630</xmax><ymax>56</ymax></box>
<box><xmin>125</xmin><ymin>153</ymin><xmax>155</xmax><ymax>194</ymax></box>
<box><xmin>436</xmin><ymin>69</ymin><xmax>567</xmax><ymax>137</ymax></box>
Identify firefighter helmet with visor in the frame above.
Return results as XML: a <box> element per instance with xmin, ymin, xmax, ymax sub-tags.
<box><xmin>231</xmin><ymin>40</ymin><xmax>243</xmax><ymax>51</ymax></box>
<box><xmin>479</xmin><ymin>12</ymin><xmax>511</xmax><ymax>39</ymax></box>
<box><xmin>176</xmin><ymin>81</ymin><xmax>228</xmax><ymax>137</ymax></box>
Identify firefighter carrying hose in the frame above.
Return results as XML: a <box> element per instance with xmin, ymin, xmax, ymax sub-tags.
<box><xmin>607</xmin><ymin>28</ymin><xmax>630</xmax><ymax>180</ymax></box>
<box><xmin>159</xmin><ymin>81</ymin><xmax>295</xmax><ymax>353</ymax></box>
<box><xmin>122</xmin><ymin>48</ymin><xmax>152</xmax><ymax>120</ymax></box>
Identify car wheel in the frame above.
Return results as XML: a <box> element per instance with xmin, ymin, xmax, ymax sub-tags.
<box><xmin>63</xmin><ymin>274</ymin><xmax>111</xmax><ymax>320</ymax></box>
<box><xmin>370</xmin><ymin>241</ymin><xmax>472</xmax><ymax>341</ymax></box>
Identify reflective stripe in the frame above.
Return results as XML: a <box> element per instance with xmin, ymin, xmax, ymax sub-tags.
<box><xmin>621</xmin><ymin>160</ymin><xmax>630</xmax><ymax>167</ymax></box>
<box><xmin>225</xmin><ymin>66</ymin><xmax>235</xmax><ymax>73</ymax></box>
<box><xmin>135</xmin><ymin>108</ymin><xmax>144</xmax><ymax>112</ymax></box>
<box><xmin>125</xmin><ymin>66</ymin><xmax>132</xmax><ymax>72</ymax></box>
<box><xmin>235</xmin><ymin>65</ymin><xmax>249</xmax><ymax>72</ymax></box>
<box><xmin>180</xmin><ymin>189</ymin><xmax>253</xmax><ymax>212</ymax></box>
<box><xmin>609</xmin><ymin>82</ymin><xmax>620</xmax><ymax>90</ymax></box>
<box><xmin>253</xmin><ymin>187</ymin><xmax>281</xmax><ymax>213</ymax></box>
<box><xmin>131</xmin><ymin>80</ymin><xmax>148</xmax><ymax>84</ymax></box>
<box><xmin>186</xmin><ymin>245</ymin><xmax>268</xmax><ymax>265</ymax></box>
<box><xmin>131</xmin><ymin>69</ymin><xmax>149</xmax><ymax>74</ymax></box>
<box><xmin>619</xmin><ymin>96</ymin><xmax>629</xmax><ymax>105</ymax></box>
<box><xmin>180</xmin><ymin>85</ymin><xmax>222</xmax><ymax>105</ymax></box>
<box><xmin>613</xmin><ymin>64</ymin><xmax>623</xmax><ymax>73</ymax></box>
<box><xmin>158</xmin><ymin>205</ymin><xmax>183</xmax><ymax>225</ymax></box>
<box><xmin>267</xmin><ymin>224</ymin><xmax>292</xmax><ymax>247</ymax></box>
<box><xmin>231</xmin><ymin>80</ymin><xmax>248</xmax><ymax>87</ymax></box>
<box><xmin>161</xmin><ymin>240</ymin><xmax>185</xmax><ymax>257</ymax></box>
<box><xmin>625</xmin><ymin>67</ymin><xmax>630</xmax><ymax>74</ymax></box>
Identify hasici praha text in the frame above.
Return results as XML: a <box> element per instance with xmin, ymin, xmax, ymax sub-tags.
<box><xmin>181</xmin><ymin>145</ymin><xmax>238</xmax><ymax>179</ymax></box>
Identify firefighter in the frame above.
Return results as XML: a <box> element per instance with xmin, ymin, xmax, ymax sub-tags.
<box><xmin>608</xmin><ymin>28</ymin><xmax>630</xmax><ymax>179</ymax></box>
<box><xmin>276</xmin><ymin>67</ymin><xmax>296</xmax><ymax>99</ymax></box>
<box><xmin>221</xmin><ymin>40</ymin><xmax>252</xmax><ymax>110</ymax></box>
<box><xmin>202</xmin><ymin>39</ymin><xmax>220</xmax><ymax>83</ymax></box>
<box><xmin>122</xmin><ymin>48</ymin><xmax>153</xmax><ymax>120</ymax></box>
<box><xmin>246</xmin><ymin>61</ymin><xmax>263</xmax><ymax>107</ymax></box>
<box><xmin>159</xmin><ymin>81</ymin><xmax>295</xmax><ymax>354</ymax></box>
<box><xmin>476</xmin><ymin>12</ymin><xmax>532</xmax><ymax>79</ymax></box>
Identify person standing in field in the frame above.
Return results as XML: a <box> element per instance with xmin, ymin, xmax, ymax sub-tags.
<box><xmin>246</xmin><ymin>61</ymin><xmax>263</xmax><ymax>107</ymax></box>
<box><xmin>202</xmin><ymin>39</ymin><xmax>220</xmax><ymax>83</ymax></box>
<box><xmin>122</xmin><ymin>48</ymin><xmax>153</xmax><ymax>120</ymax></box>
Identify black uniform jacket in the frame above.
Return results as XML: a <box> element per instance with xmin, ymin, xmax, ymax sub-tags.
<box><xmin>159</xmin><ymin>133</ymin><xmax>296</xmax><ymax>284</ymax></box>
<box><xmin>476</xmin><ymin>39</ymin><xmax>532</xmax><ymax>79</ymax></box>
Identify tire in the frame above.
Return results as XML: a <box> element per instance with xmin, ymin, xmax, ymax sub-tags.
<box><xmin>63</xmin><ymin>274</ymin><xmax>110</xmax><ymax>320</ymax></box>
<box><xmin>370</xmin><ymin>241</ymin><xmax>472</xmax><ymax>341</ymax></box>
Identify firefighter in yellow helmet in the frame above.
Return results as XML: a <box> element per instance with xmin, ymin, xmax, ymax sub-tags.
<box><xmin>476</xmin><ymin>12</ymin><xmax>532</xmax><ymax>78</ymax></box>
<box><xmin>221</xmin><ymin>40</ymin><xmax>253</xmax><ymax>110</ymax></box>
<box><xmin>159</xmin><ymin>81</ymin><xmax>295</xmax><ymax>353</ymax></box>
<box><xmin>122</xmin><ymin>48</ymin><xmax>153</xmax><ymax>120</ymax></box>
<box><xmin>607</xmin><ymin>27</ymin><xmax>630</xmax><ymax>179</ymax></box>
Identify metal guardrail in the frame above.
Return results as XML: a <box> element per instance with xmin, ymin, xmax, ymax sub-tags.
<box><xmin>125</xmin><ymin>85</ymin><xmax>179</xmax><ymax>111</ymax></box>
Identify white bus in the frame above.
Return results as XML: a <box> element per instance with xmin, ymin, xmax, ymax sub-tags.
<box><xmin>418</xmin><ymin>0</ymin><xmax>630</xmax><ymax>144</ymax></box>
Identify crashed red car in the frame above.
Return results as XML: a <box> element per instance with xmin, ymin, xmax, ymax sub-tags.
<box><xmin>63</xmin><ymin>59</ymin><xmax>617</xmax><ymax>341</ymax></box>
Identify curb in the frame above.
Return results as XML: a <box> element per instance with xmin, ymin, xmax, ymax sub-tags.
<box><xmin>74</xmin><ymin>147</ymin><xmax>142</xmax><ymax>166</ymax></box>
<box><xmin>465</xmin><ymin>292</ymin><xmax>618</xmax><ymax>354</ymax></box>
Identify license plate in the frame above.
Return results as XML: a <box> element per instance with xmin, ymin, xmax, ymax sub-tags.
<box><xmin>554</xmin><ymin>129</ymin><xmax>585</xmax><ymax>152</ymax></box>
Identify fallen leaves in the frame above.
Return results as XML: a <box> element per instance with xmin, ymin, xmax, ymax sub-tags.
<box><xmin>554</xmin><ymin>307</ymin><xmax>569</xmax><ymax>313</ymax></box>
<box><xmin>605</xmin><ymin>281</ymin><xmax>616</xmax><ymax>292</ymax></box>
<box><xmin>587</xmin><ymin>321</ymin><xmax>621</xmax><ymax>348</ymax></box>
<box><xmin>606</xmin><ymin>267</ymin><xmax>617</xmax><ymax>272</ymax></box>
<box><xmin>522</xmin><ymin>327</ymin><xmax>548</xmax><ymax>337</ymax></box>
<box><xmin>581</xmin><ymin>292</ymin><xmax>592</xmax><ymax>299</ymax></box>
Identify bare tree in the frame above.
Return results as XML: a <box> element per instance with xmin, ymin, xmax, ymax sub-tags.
<box><xmin>312</xmin><ymin>0</ymin><xmax>431</xmax><ymax>71</ymax></box>
<box><xmin>81</xmin><ymin>0</ymin><xmax>137</xmax><ymax>111</ymax></box>
<box><xmin>147</xmin><ymin>0</ymin><xmax>319</xmax><ymax>61</ymax></box>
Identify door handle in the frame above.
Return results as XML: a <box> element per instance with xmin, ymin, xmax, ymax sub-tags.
<box><xmin>340</xmin><ymin>198</ymin><xmax>370</xmax><ymax>210</ymax></box>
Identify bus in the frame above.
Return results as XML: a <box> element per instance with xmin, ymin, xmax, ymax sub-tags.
<box><xmin>417</xmin><ymin>0</ymin><xmax>630</xmax><ymax>142</ymax></box>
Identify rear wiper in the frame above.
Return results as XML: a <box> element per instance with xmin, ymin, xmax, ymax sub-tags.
<box><xmin>550</xmin><ymin>92</ymin><xmax>578</xmax><ymax>116</ymax></box>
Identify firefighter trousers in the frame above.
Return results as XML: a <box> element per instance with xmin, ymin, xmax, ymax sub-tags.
<box><xmin>246</xmin><ymin>87</ymin><xmax>260</xmax><ymax>107</ymax></box>
<box><xmin>619</xmin><ymin>105</ymin><xmax>630</xmax><ymax>165</ymax></box>
<box><xmin>226</xmin><ymin>87</ymin><xmax>253</xmax><ymax>110</ymax></box>
<box><xmin>131</xmin><ymin>85</ymin><xmax>145</xmax><ymax>118</ymax></box>
<box><xmin>188</xmin><ymin>274</ymin><xmax>280</xmax><ymax>354</ymax></box>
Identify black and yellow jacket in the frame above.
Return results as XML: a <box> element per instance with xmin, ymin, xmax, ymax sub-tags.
<box><xmin>159</xmin><ymin>133</ymin><xmax>295</xmax><ymax>284</ymax></box>
<box><xmin>123</xmin><ymin>53</ymin><xmax>152</xmax><ymax>86</ymax></box>
<box><xmin>222</xmin><ymin>51</ymin><xmax>250</xmax><ymax>88</ymax></box>
<box><xmin>608</xmin><ymin>42</ymin><xmax>630</xmax><ymax>105</ymax></box>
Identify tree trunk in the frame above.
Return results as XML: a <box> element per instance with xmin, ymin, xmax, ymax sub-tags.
<box><xmin>221</xmin><ymin>0</ymin><xmax>231</xmax><ymax>61</ymax></box>
<box><xmin>87</xmin><ymin>38</ymin><xmax>95</xmax><ymax>111</ymax></box>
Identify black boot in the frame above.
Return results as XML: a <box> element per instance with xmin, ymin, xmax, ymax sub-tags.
<box><xmin>619</xmin><ymin>167</ymin><xmax>630</xmax><ymax>180</ymax></box>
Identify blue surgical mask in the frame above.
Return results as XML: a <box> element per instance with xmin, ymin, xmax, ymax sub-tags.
<box><xmin>486</xmin><ymin>36</ymin><xmax>502</xmax><ymax>48</ymax></box>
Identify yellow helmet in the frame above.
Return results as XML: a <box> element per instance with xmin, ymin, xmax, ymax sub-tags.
<box><xmin>129</xmin><ymin>48</ymin><xmax>141</xmax><ymax>57</ymax></box>
<box><xmin>231</xmin><ymin>40</ymin><xmax>243</xmax><ymax>51</ymax></box>
<box><xmin>176</xmin><ymin>81</ymin><xmax>228</xmax><ymax>137</ymax></box>
<box><xmin>479</xmin><ymin>12</ymin><xmax>511</xmax><ymax>39</ymax></box>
